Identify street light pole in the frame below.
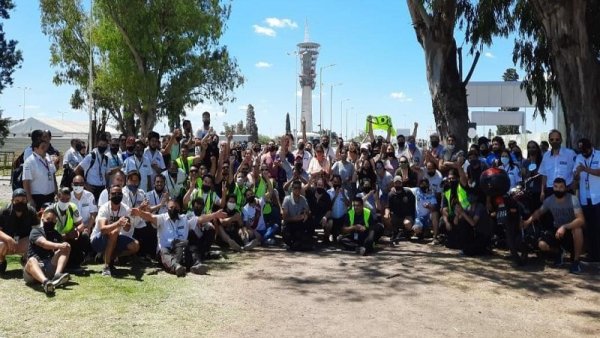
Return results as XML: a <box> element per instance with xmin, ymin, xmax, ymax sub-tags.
<box><xmin>287</xmin><ymin>49</ymin><xmax>302</xmax><ymax>138</ymax></box>
<box><xmin>340</xmin><ymin>98</ymin><xmax>350</xmax><ymax>138</ymax></box>
<box><xmin>329</xmin><ymin>82</ymin><xmax>342</xmax><ymax>139</ymax></box>
<box><xmin>17</xmin><ymin>86</ymin><xmax>31</xmax><ymax>119</ymax></box>
<box><xmin>319</xmin><ymin>63</ymin><xmax>335</xmax><ymax>134</ymax></box>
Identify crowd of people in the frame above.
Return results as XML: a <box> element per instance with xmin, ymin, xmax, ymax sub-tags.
<box><xmin>1</xmin><ymin>111</ymin><xmax>599</xmax><ymax>295</ymax></box>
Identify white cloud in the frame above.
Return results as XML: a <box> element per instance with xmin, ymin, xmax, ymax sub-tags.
<box><xmin>265</xmin><ymin>17</ymin><xmax>298</xmax><ymax>29</ymax></box>
<box><xmin>390</xmin><ymin>91</ymin><xmax>413</xmax><ymax>102</ymax></box>
<box><xmin>484</xmin><ymin>52</ymin><xmax>495</xmax><ymax>58</ymax></box>
<box><xmin>255</xmin><ymin>61</ymin><xmax>272</xmax><ymax>68</ymax></box>
<box><xmin>253</xmin><ymin>25</ymin><xmax>276</xmax><ymax>37</ymax></box>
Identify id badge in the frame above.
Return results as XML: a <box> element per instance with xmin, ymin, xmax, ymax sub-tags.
<box><xmin>48</xmin><ymin>172</ymin><xmax>53</xmax><ymax>181</ymax></box>
<box><xmin>586</xmin><ymin>180</ymin><xmax>590</xmax><ymax>191</ymax></box>
<box><xmin>354</xmin><ymin>233</ymin><xmax>359</xmax><ymax>240</ymax></box>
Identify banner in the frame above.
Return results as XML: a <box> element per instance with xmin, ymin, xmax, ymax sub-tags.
<box><xmin>365</xmin><ymin>115</ymin><xmax>396</xmax><ymax>136</ymax></box>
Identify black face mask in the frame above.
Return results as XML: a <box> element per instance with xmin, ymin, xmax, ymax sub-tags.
<box><xmin>43</xmin><ymin>221</ymin><xmax>55</xmax><ymax>230</ymax></box>
<box><xmin>175</xmin><ymin>136</ymin><xmax>182</xmax><ymax>142</ymax></box>
<box><xmin>316</xmin><ymin>187</ymin><xmax>326</xmax><ymax>195</ymax></box>
<box><xmin>246</xmin><ymin>196</ymin><xmax>256</xmax><ymax>204</ymax></box>
<box><xmin>135</xmin><ymin>151</ymin><xmax>144</xmax><ymax>158</ymax></box>
<box><xmin>13</xmin><ymin>202</ymin><xmax>27</xmax><ymax>213</ymax></box>
<box><xmin>386</xmin><ymin>152</ymin><xmax>394</xmax><ymax>157</ymax></box>
<box><xmin>97</xmin><ymin>146</ymin><xmax>108</xmax><ymax>154</ymax></box>
<box><xmin>481</xmin><ymin>148</ymin><xmax>489</xmax><ymax>156</ymax></box>
<box><xmin>127</xmin><ymin>146</ymin><xmax>134</xmax><ymax>152</ymax></box>
<box><xmin>75</xmin><ymin>143</ymin><xmax>83</xmax><ymax>151</ymax></box>
<box><xmin>201</xmin><ymin>186</ymin><xmax>211</xmax><ymax>193</ymax></box>
<box><xmin>322</xmin><ymin>142</ymin><xmax>329</xmax><ymax>148</ymax></box>
<box><xmin>193</xmin><ymin>207</ymin><xmax>203</xmax><ymax>216</ymax></box>
<box><xmin>169</xmin><ymin>171</ymin><xmax>178</xmax><ymax>178</ymax></box>
<box><xmin>431</xmin><ymin>141</ymin><xmax>439</xmax><ymax>148</ymax></box>
<box><xmin>583</xmin><ymin>150</ymin><xmax>592</xmax><ymax>158</ymax></box>
<box><xmin>111</xmin><ymin>194</ymin><xmax>123</xmax><ymax>204</ymax></box>
<box><xmin>449</xmin><ymin>181</ymin><xmax>458</xmax><ymax>190</ymax></box>
<box><xmin>168</xmin><ymin>209</ymin><xmax>179</xmax><ymax>220</ymax></box>
<box><xmin>554</xmin><ymin>191</ymin><xmax>566</xmax><ymax>199</ymax></box>
<box><xmin>398</xmin><ymin>142</ymin><xmax>405</xmax><ymax>148</ymax></box>
<box><xmin>203</xmin><ymin>120</ymin><xmax>210</xmax><ymax>127</ymax></box>
<box><xmin>110</xmin><ymin>147</ymin><xmax>119</xmax><ymax>154</ymax></box>
<box><xmin>363</xmin><ymin>186</ymin><xmax>371</xmax><ymax>193</ymax></box>
<box><xmin>298</xmin><ymin>143</ymin><xmax>305</xmax><ymax>150</ymax></box>
<box><xmin>427</xmin><ymin>171</ymin><xmax>436</xmax><ymax>177</ymax></box>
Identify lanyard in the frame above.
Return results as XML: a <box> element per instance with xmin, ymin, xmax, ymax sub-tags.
<box><xmin>96</xmin><ymin>150</ymin><xmax>106</xmax><ymax>183</ymax></box>
<box><xmin>134</xmin><ymin>156</ymin><xmax>143</xmax><ymax>172</ymax></box>
<box><xmin>584</xmin><ymin>152</ymin><xmax>595</xmax><ymax>188</ymax></box>
<box><xmin>167</xmin><ymin>219</ymin><xmax>182</xmax><ymax>238</ymax></box>
<box><xmin>129</xmin><ymin>190</ymin><xmax>139</xmax><ymax>207</ymax></box>
<box><xmin>167</xmin><ymin>174</ymin><xmax>176</xmax><ymax>191</ymax></box>
<box><xmin>111</xmin><ymin>205</ymin><xmax>121</xmax><ymax>221</ymax></box>
<box><xmin>35</xmin><ymin>153</ymin><xmax>50</xmax><ymax>172</ymax></box>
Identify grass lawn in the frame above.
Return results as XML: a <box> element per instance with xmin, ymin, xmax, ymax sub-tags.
<box><xmin>0</xmin><ymin>254</ymin><xmax>248</xmax><ymax>337</ymax></box>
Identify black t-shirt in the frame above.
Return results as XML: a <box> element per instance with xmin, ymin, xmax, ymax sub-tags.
<box><xmin>0</xmin><ymin>204</ymin><xmax>39</xmax><ymax>238</ymax></box>
<box><xmin>388</xmin><ymin>188</ymin><xmax>416</xmax><ymax>219</ymax></box>
<box><xmin>342</xmin><ymin>210</ymin><xmax>375</xmax><ymax>228</ymax></box>
<box><xmin>28</xmin><ymin>226</ymin><xmax>63</xmax><ymax>261</ymax></box>
<box><xmin>305</xmin><ymin>188</ymin><xmax>333</xmax><ymax>220</ymax></box>
<box><xmin>493</xmin><ymin>195</ymin><xmax>529</xmax><ymax>228</ymax></box>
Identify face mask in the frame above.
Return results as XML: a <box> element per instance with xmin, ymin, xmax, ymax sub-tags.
<box><xmin>135</xmin><ymin>151</ymin><xmax>143</xmax><ymax>158</ymax></box>
<box><xmin>168</xmin><ymin>209</ymin><xmax>179</xmax><ymax>220</ymax></box>
<box><xmin>583</xmin><ymin>150</ymin><xmax>592</xmax><ymax>158</ymax></box>
<box><xmin>554</xmin><ymin>191</ymin><xmax>566</xmax><ymax>199</ymax></box>
<box><xmin>363</xmin><ymin>186</ymin><xmax>371</xmax><ymax>193</ymax></box>
<box><xmin>175</xmin><ymin>136</ymin><xmax>182</xmax><ymax>142</ymax></box>
<box><xmin>246</xmin><ymin>196</ymin><xmax>256</xmax><ymax>204</ymax></box>
<box><xmin>57</xmin><ymin>201</ymin><xmax>70</xmax><ymax>210</ymax></box>
<box><xmin>97</xmin><ymin>146</ymin><xmax>108</xmax><ymax>154</ymax></box>
<box><xmin>13</xmin><ymin>202</ymin><xmax>27</xmax><ymax>213</ymax></box>
<box><xmin>408</xmin><ymin>142</ymin><xmax>416</xmax><ymax>151</ymax></box>
<box><xmin>430</xmin><ymin>140</ymin><xmax>439</xmax><ymax>148</ymax></box>
<box><xmin>169</xmin><ymin>171</ymin><xmax>177</xmax><ymax>178</ymax></box>
<box><xmin>43</xmin><ymin>221</ymin><xmax>55</xmax><ymax>230</ymax></box>
<box><xmin>481</xmin><ymin>148</ymin><xmax>489</xmax><ymax>156</ymax></box>
<box><xmin>110</xmin><ymin>147</ymin><xmax>119</xmax><ymax>154</ymax></box>
<box><xmin>193</xmin><ymin>208</ymin><xmax>203</xmax><ymax>216</ymax></box>
<box><xmin>446</xmin><ymin>144</ymin><xmax>455</xmax><ymax>151</ymax></box>
<box><xmin>72</xmin><ymin>186</ymin><xmax>84</xmax><ymax>194</ymax></box>
<box><xmin>386</xmin><ymin>152</ymin><xmax>394</xmax><ymax>157</ymax></box>
<box><xmin>501</xmin><ymin>157</ymin><xmax>510</xmax><ymax>165</ymax></box>
<box><xmin>427</xmin><ymin>171</ymin><xmax>435</xmax><ymax>177</ymax></box>
<box><xmin>450</xmin><ymin>181</ymin><xmax>458</xmax><ymax>189</ymax></box>
<box><xmin>111</xmin><ymin>194</ymin><xmax>123</xmax><ymax>204</ymax></box>
<box><xmin>400</xmin><ymin>163</ymin><xmax>409</xmax><ymax>169</ymax></box>
<box><xmin>75</xmin><ymin>143</ymin><xmax>83</xmax><ymax>151</ymax></box>
<box><xmin>203</xmin><ymin>120</ymin><xmax>210</xmax><ymax>127</ymax></box>
<box><xmin>227</xmin><ymin>202</ymin><xmax>237</xmax><ymax>211</ymax></box>
<box><xmin>201</xmin><ymin>185</ymin><xmax>211</xmax><ymax>193</ymax></box>
<box><xmin>127</xmin><ymin>146</ymin><xmax>134</xmax><ymax>152</ymax></box>
<box><xmin>127</xmin><ymin>184</ymin><xmax>138</xmax><ymax>191</ymax></box>
<box><xmin>398</xmin><ymin>142</ymin><xmax>405</xmax><ymax>149</ymax></box>
<box><xmin>236</xmin><ymin>178</ymin><xmax>244</xmax><ymax>186</ymax></box>
<box><xmin>322</xmin><ymin>142</ymin><xmax>329</xmax><ymax>148</ymax></box>
<box><xmin>316</xmin><ymin>187</ymin><xmax>326</xmax><ymax>195</ymax></box>
<box><xmin>420</xmin><ymin>186</ymin><xmax>429</xmax><ymax>193</ymax></box>
<box><xmin>298</xmin><ymin>143</ymin><xmax>305</xmax><ymax>150</ymax></box>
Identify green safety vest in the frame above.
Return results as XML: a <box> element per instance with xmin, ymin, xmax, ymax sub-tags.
<box><xmin>54</xmin><ymin>203</ymin><xmax>76</xmax><ymax>235</ymax></box>
<box><xmin>444</xmin><ymin>184</ymin><xmax>470</xmax><ymax>217</ymax></box>
<box><xmin>175</xmin><ymin>156</ymin><xmax>194</xmax><ymax>175</ymax></box>
<box><xmin>254</xmin><ymin>178</ymin><xmax>271</xmax><ymax>214</ymax></box>
<box><xmin>233</xmin><ymin>184</ymin><xmax>247</xmax><ymax>211</ymax></box>
<box><xmin>348</xmin><ymin>208</ymin><xmax>371</xmax><ymax>229</ymax></box>
<box><xmin>189</xmin><ymin>189</ymin><xmax>217</xmax><ymax>214</ymax></box>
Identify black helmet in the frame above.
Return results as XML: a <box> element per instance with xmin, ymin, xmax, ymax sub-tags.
<box><xmin>479</xmin><ymin>168</ymin><xmax>510</xmax><ymax>197</ymax></box>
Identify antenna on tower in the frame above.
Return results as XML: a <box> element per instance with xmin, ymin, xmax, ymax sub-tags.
<box><xmin>304</xmin><ymin>18</ymin><xmax>309</xmax><ymax>42</ymax></box>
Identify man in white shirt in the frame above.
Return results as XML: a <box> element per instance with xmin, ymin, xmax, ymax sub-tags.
<box><xmin>422</xmin><ymin>161</ymin><xmax>444</xmax><ymax>197</ymax></box>
<box><xmin>194</xmin><ymin>111</ymin><xmax>212</xmax><ymax>140</ymax></box>
<box><xmin>146</xmin><ymin>175</ymin><xmax>169</xmax><ymax>215</ymax></box>
<box><xmin>91</xmin><ymin>185</ymin><xmax>141</xmax><ymax>277</ymax></box>
<box><xmin>70</xmin><ymin>175</ymin><xmax>98</xmax><ymax>261</ymax></box>
<box><xmin>293</xmin><ymin>140</ymin><xmax>312</xmax><ymax>172</ymax></box>
<box><xmin>22</xmin><ymin>138</ymin><xmax>58</xmax><ymax>210</ymax></box>
<box><xmin>63</xmin><ymin>139</ymin><xmax>84</xmax><ymax>170</ymax></box>
<box><xmin>123</xmin><ymin>140</ymin><xmax>153</xmax><ymax>192</ymax></box>
<box><xmin>162</xmin><ymin>161</ymin><xmax>186</xmax><ymax>201</ymax></box>
<box><xmin>539</xmin><ymin>129</ymin><xmax>576</xmax><ymax>201</ymax></box>
<box><xmin>144</xmin><ymin>131</ymin><xmax>166</xmax><ymax>190</ymax></box>
<box><xmin>75</xmin><ymin>134</ymin><xmax>110</xmax><ymax>201</ymax></box>
<box><xmin>132</xmin><ymin>200</ymin><xmax>226</xmax><ymax>276</ymax></box>
<box><xmin>574</xmin><ymin>138</ymin><xmax>600</xmax><ymax>262</ymax></box>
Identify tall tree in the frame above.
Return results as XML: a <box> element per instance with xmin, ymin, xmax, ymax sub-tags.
<box><xmin>41</xmin><ymin>0</ymin><xmax>244</xmax><ymax>137</ymax></box>
<box><xmin>235</xmin><ymin>120</ymin><xmax>245</xmax><ymax>134</ymax></box>
<box><xmin>0</xmin><ymin>0</ymin><xmax>22</xmax><ymax>94</ymax></box>
<box><xmin>496</xmin><ymin>68</ymin><xmax>520</xmax><ymax>135</ymax></box>
<box><xmin>246</xmin><ymin>104</ymin><xmax>258</xmax><ymax>143</ymax></box>
<box><xmin>285</xmin><ymin>112</ymin><xmax>291</xmax><ymax>135</ymax></box>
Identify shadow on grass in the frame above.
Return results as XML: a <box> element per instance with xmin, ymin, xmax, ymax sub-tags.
<box><xmin>243</xmin><ymin>241</ymin><xmax>600</xmax><ymax>304</ymax></box>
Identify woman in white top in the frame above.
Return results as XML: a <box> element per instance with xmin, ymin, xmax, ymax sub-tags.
<box><xmin>307</xmin><ymin>144</ymin><xmax>331</xmax><ymax>178</ymax></box>
<box><xmin>499</xmin><ymin>149</ymin><xmax>521</xmax><ymax>189</ymax></box>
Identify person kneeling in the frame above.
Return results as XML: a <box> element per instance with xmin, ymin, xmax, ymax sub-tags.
<box><xmin>453</xmin><ymin>194</ymin><xmax>492</xmax><ymax>256</ymax></box>
<box><xmin>339</xmin><ymin>197</ymin><xmax>384</xmax><ymax>255</ymax></box>
<box><xmin>23</xmin><ymin>208</ymin><xmax>71</xmax><ymax>294</ymax></box>
<box><xmin>132</xmin><ymin>200</ymin><xmax>225</xmax><ymax>277</ymax></box>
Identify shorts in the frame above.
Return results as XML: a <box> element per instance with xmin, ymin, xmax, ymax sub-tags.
<box><xmin>23</xmin><ymin>257</ymin><xmax>56</xmax><ymax>284</ymax></box>
<box><xmin>412</xmin><ymin>215</ymin><xmax>432</xmax><ymax>232</ymax></box>
<box><xmin>91</xmin><ymin>234</ymin><xmax>135</xmax><ymax>255</ymax></box>
<box><xmin>539</xmin><ymin>228</ymin><xmax>574</xmax><ymax>253</ymax></box>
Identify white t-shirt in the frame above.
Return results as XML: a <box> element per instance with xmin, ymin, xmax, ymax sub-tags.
<box><xmin>97</xmin><ymin>189</ymin><xmax>110</xmax><ymax>207</ymax></box>
<box><xmin>143</xmin><ymin>148</ymin><xmax>166</xmax><ymax>188</ymax></box>
<box><xmin>421</xmin><ymin>168</ymin><xmax>443</xmax><ymax>195</ymax></box>
<box><xmin>63</xmin><ymin>147</ymin><xmax>83</xmax><ymax>169</ymax></box>
<box><xmin>22</xmin><ymin>153</ymin><xmax>57</xmax><ymax>195</ymax></box>
<box><xmin>123</xmin><ymin>156</ymin><xmax>153</xmax><ymax>192</ymax></box>
<box><xmin>162</xmin><ymin>169</ymin><xmax>186</xmax><ymax>197</ymax></box>
<box><xmin>70</xmin><ymin>190</ymin><xmax>98</xmax><ymax>225</ymax></box>
<box><xmin>93</xmin><ymin>202</ymin><xmax>142</xmax><ymax>239</ymax></box>
<box><xmin>154</xmin><ymin>213</ymin><xmax>199</xmax><ymax>250</ymax></box>
<box><xmin>123</xmin><ymin>186</ymin><xmax>147</xmax><ymax>229</ymax></box>
<box><xmin>146</xmin><ymin>189</ymin><xmax>168</xmax><ymax>215</ymax></box>
<box><xmin>242</xmin><ymin>198</ymin><xmax>266</xmax><ymax>231</ymax></box>
<box><xmin>574</xmin><ymin>149</ymin><xmax>600</xmax><ymax>205</ymax></box>
<box><xmin>539</xmin><ymin>147</ymin><xmax>576</xmax><ymax>187</ymax></box>
<box><xmin>293</xmin><ymin>150</ymin><xmax>312</xmax><ymax>171</ymax></box>
<box><xmin>308</xmin><ymin>157</ymin><xmax>330</xmax><ymax>176</ymax></box>
<box><xmin>79</xmin><ymin>149</ymin><xmax>109</xmax><ymax>186</ymax></box>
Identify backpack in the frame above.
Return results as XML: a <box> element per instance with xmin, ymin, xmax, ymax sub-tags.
<box><xmin>11</xmin><ymin>152</ymin><xmax>25</xmax><ymax>191</ymax></box>
<box><xmin>84</xmin><ymin>152</ymin><xmax>97</xmax><ymax>181</ymax></box>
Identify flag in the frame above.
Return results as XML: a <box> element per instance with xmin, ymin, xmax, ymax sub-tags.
<box><xmin>365</xmin><ymin>115</ymin><xmax>396</xmax><ymax>136</ymax></box>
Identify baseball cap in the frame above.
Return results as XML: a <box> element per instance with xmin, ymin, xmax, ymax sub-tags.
<box><xmin>12</xmin><ymin>188</ymin><xmax>27</xmax><ymax>198</ymax></box>
<box><xmin>393</xmin><ymin>176</ymin><xmax>403</xmax><ymax>183</ymax></box>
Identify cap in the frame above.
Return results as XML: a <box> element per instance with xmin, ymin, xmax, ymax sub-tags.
<box><xmin>393</xmin><ymin>176</ymin><xmax>403</xmax><ymax>183</ymax></box>
<box><xmin>12</xmin><ymin>188</ymin><xmax>27</xmax><ymax>198</ymax></box>
<box><xmin>127</xmin><ymin>170</ymin><xmax>141</xmax><ymax>180</ymax></box>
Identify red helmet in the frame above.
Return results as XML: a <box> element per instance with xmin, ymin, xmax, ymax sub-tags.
<box><xmin>479</xmin><ymin>167</ymin><xmax>510</xmax><ymax>197</ymax></box>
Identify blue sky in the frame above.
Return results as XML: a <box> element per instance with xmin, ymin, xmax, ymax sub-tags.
<box><xmin>0</xmin><ymin>0</ymin><xmax>553</xmax><ymax>138</ymax></box>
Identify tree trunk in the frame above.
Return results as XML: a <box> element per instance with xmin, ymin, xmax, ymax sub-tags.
<box><xmin>407</xmin><ymin>0</ymin><xmax>469</xmax><ymax>151</ymax></box>
<box><xmin>532</xmin><ymin>0</ymin><xmax>600</xmax><ymax>147</ymax></box>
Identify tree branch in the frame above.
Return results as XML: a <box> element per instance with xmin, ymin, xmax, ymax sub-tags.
<box><xmin>407</xmin><ymin>0</ymin><xmax>433</xmax><ymax>29</ymax></box>
<box><xmin>462</xmin><ymin>50</ymin><xmax>480</xmax><ymax>86</ymax></box>
<box><xmin>106</xmin><ymin>5</ymin><xmax>145</xmax><ymax>74</ymax></box>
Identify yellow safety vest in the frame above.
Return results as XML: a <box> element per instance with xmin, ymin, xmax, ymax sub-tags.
<box><xmin>54</xmin><ymin>203</ymin><xmax>76</xmax><ymax>235</ymax></box>
<box><xmin>348</xmin><ymin>208</ymin><xmax>371</xmax><ymax>229</ymax></box>
<box><xmin>444</xmin><ymin>184</ymin><xmax>470</xmax><ymax>216</ymax></box>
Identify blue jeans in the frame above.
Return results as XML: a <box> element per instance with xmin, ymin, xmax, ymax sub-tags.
<box><xmin>257</xmin><ymin>224</ymin><xmax>280</xmax><ymax>243</ymax></box>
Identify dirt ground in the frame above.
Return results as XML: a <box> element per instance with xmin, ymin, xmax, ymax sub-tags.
<box><xmin>200</xmin><ymin>242</ymin><xmax>600</xmax><ymax>338</ymax></box>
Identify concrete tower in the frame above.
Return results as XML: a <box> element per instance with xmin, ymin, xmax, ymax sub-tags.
<box><xmin>297</xmin><ymin>24</ymin><xmax>319</xmax><ymax>132</ymax></box>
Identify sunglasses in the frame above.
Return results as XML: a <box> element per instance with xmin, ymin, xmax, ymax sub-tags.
<box><xmin>190</xmin><ymin>170</ymin><xmax>198</xmax><ymax>173</ymax></box>
<box><xmin>549</xmin><ymin>138</ymin><xmax>560</xmax><ymax>142</ymax></box>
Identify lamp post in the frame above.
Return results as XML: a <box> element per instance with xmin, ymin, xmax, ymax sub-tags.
<box><xmin>17</xmin><ymin>86</ymin><xmax>31</xmax><ymax>119</ymax></box>
<box><xmin>287</xmin><ymin>50</ymin><xmax>304</xmax><ymax>138</ymax></box>
<box><xmin>340</xmin><ymin>98</ymin><xmax>350</xmax><ymax>138</ymax></box>
<box><xmin>346</xmin><ymin>106</ymin><xmax>354</xmax><ymax>139</ymax></box>
<box><xmin>319</xmin><ymin>63</ymin><xmax>335</xmax><ymax>133</ymax></box>
<box><xmin>329</xmin><ymin>82</ymin><xmax>342</xmax><ymax>139</ymax></box>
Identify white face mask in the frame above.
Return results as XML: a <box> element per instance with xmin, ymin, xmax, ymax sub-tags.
<box><xmin>57</xmin><ymin>201</ymin><xmax>70</xmax><ymax>210</ymax></box>
<box><xmin>72</xmin><ymin>186</ymin><xmax>84</xmax><ymax>194</ymax></box>
<box><xmin>236</xmin><ymin>178</ymin><xmax>244</xmax><ymax>186</ymax></box>
<box><xmin>227</xmin><ymin>202</ymin><xmax>237</xmax><ymax>211</ymax></box>
<box><xmin>446</xmin><ymin>144</ymin><xmax>455</xmax><ymax>151</ymax></box>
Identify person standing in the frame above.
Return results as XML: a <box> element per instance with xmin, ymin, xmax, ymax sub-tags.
<box><xmin>574</xmin><ymin>138</ymin><xmax>600</xmax><ymax>262</ymax></box>
<box><xmin>539</xmin><ymin>130</ymin><xmax>576</xmax><ymax>201</ymax></box>
<box><xmin>23</xmin><ymin>137</ymin><xmax>58</xmax><ymax>210</ymax></box>
<box><xmin>75</xmin><ymin>133</ymin><xmax>110</xmax><ymax>201</ymax></box>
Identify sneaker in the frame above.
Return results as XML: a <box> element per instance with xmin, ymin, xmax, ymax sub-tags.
<box><xmin>0</xmin><ymin>260</ymin><xmax>6</xmax><ymax>274</ymax></box>
<box><xmin>244</xmin><ymin>239</ymin><xmax>260</xmax><ymax>250</ymax></box>
<box><xmin>265</xmin><ymin>238</ymin><xmax>276</xmax><ymax>246</ymax></box>
<box><xmin>51</xmin><ymin>272</ymin><xmax>70</xmax><ymax>288</ymax></box>
<box><xmin>227</xmin><ymin>239</ymin><xmax>243</xmax><ymax>252</ymax></box>
<box><xmin>356</xmin><ymin>246</ymin><xmax>367</xmax><ymax>256</ymax></box>
<box><xmin>101</xmin><ymin>266</ymin><xmax>112</xmax><ymax>277</ymax></box>
<box><xmin>174</xmin><ymin>264</ymin><xmax>186</xmax><ymax>277</ymax></box>
<box><xmin>553</xmin><ymin>249</ymin><xmax>565</xmax><ymax>268</ymax></box>
<box><xmin>569</xmin><ymin>261</ymin><xmax>582</xmax><ymax>275</ymax></box>
<box><xmin>190</xmin><ymin>263</ymin><xmax>209</xmax><ymax>275</ymax></box>
<box><xmin>42</xmin><ymin>279</ymin><xmax>55</xmax><ymax>294</ymax></box>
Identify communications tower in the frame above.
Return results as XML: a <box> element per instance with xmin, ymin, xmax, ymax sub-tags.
<box><xmin>297</xmin><ymin>25</ymin><xmax>319</xmax><ymax>132</ymax></box>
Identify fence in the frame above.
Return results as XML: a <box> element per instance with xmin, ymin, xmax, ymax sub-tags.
<box><xmin>0</xmin><ymin>151</ymin><xmax>15</xmax><ymax>178</ymax></box>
